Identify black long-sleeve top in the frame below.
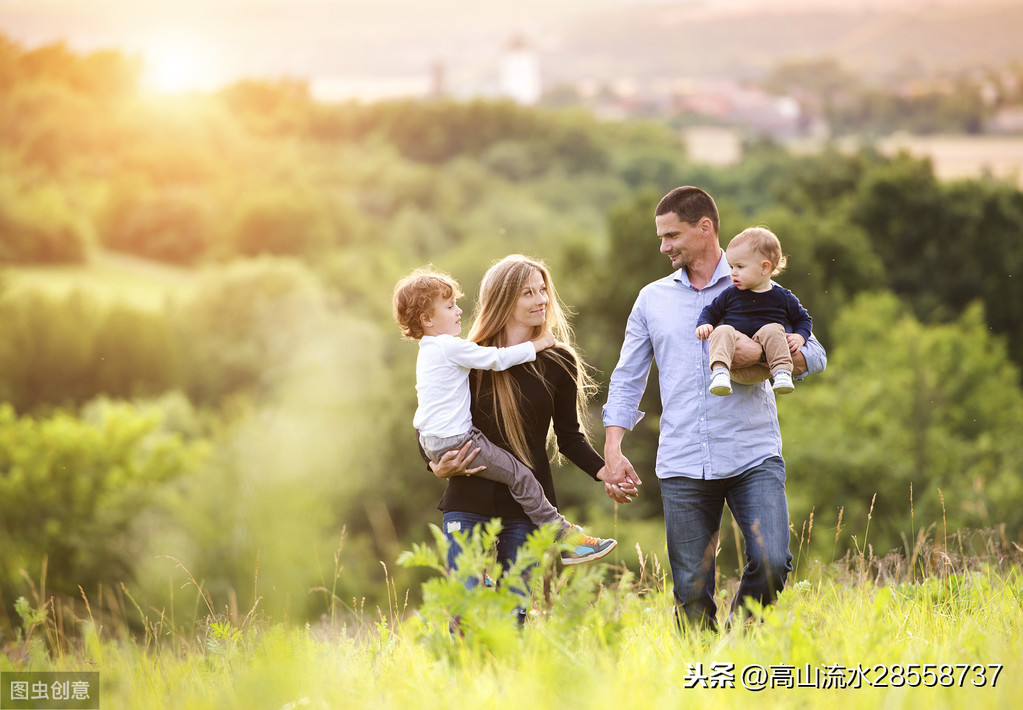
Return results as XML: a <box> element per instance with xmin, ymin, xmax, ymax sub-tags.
<box><xmin>435</xmin><ymin>345</ymin><xmax>605</xmax><ymax>519</ymax></box>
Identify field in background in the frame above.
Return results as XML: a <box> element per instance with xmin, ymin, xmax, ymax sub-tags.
<box><xmin>3</xmin><ymin>250</ymin><xmax>195</xmax><ymax>310</ymax></box>
<box><xmin>682</xmin><ymin>126</ymin><xmax>1023</xmax><ymax>188</ymax></box>
<box><xmin>873</xmin><ymin>134</ymin><xmax>1023</xmax><ymax>187</ymax></box>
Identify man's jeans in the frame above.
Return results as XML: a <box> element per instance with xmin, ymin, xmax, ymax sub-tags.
<box><xmin>660</xmin><ymin>456</ymin><xmax>792</xmax><ymax>632</ymax></box>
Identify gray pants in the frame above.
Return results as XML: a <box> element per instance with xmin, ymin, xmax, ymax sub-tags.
<box><xmin>420</xmin><ymin>426</ymin><xmax>568</xmax><ymax>531</ymax></box>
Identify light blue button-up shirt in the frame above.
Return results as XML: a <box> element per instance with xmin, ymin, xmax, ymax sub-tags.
<box><xmin>602</xmin><ymin>254</ymin><xmax>827</xmax><ymax>480</ymax></box>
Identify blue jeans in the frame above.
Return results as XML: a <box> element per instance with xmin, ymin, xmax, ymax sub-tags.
<box><xmin>660</xmin><ymin>456</ymin><xmax>792</xmax><ymax>632</ymax></box>
<box><xmin>441</xmin><ymin>511</ymin><xmax>536</xmax><ymax>614</ymax></box>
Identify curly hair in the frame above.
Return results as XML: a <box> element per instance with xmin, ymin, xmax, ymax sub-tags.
<box><xmin>392</xmin><ymin>266</ymin><xmax>464</xmax><ymax>340</ymax></box>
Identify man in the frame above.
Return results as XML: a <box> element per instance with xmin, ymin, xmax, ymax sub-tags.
<box><xmin>601</xmin><ymin>186</ymin><xmax>827</xmax><ymax>631</ymax></box>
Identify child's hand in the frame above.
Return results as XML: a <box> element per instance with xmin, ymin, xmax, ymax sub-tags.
<box><xmin>533</xmin><ymin>331</ymin><xmax>556</xmax><ymax>352</ymax></box>
<box><xmin>695</xmin><ymin>324</ymin><xmax>714</xmax><ymax>340</ymax></box>
<box><xmin>787</xmin><ymin>333</ymin><xmax>806</xmax><ymax>354</ymax></box>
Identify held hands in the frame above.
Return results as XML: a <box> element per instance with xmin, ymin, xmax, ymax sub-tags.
<box><xmin>599</xmin><ymin>450</ymin><xmax>641</xmax><ymax>504</ymax></box>
<box><xmin>532</xmin><ymin>330</ymin><xmax>557</xmax><ymax>352</ymax></box>
<box><xmin>695</xmin><ymin>324</ymin><xmax>714</xmax><ymax>340</ymax></box>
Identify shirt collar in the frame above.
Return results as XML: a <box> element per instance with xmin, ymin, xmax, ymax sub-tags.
<box><xmin>673</xmin><ymin>250</ymin><xmax>731</xmax><ymax>291</ymax></box>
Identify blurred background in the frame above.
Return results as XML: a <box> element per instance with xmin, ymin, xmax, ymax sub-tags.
<box><xmin>1</xmin><ymin>0</ymin><xmax>1022</xmax><ymax>631</ymax></box>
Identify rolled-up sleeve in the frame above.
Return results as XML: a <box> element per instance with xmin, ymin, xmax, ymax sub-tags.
<box><xmin>602</xmin><ymin>297</ymin><xmax>653</xmax><ymax>431</ymax></box>
<box><xmin>797</xmin><ymin>332</ymin><xmax>827</xmax><ymax>379</ymax></box>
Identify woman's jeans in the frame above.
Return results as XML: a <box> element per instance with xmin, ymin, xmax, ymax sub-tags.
<box><xmin>441</xmin><ymin>510</ymin><xmax>536</xmax><ymax>621</ymax></box>
<box><xmin>659</xmin><ymin>456</ymin><xmax>792</xmax><ymax>632</ymax></box>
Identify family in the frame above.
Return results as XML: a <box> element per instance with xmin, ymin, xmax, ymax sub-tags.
<box><xmin>392</xmin><ymin>186</ymin><xmax>827</xmax><ymax>632</ymax></box>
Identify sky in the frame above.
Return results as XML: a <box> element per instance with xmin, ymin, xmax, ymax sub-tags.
<box><xmin>0</xmin><ymin>0</ymin><xmax>1014</xmax><ymax>98</ymax></box>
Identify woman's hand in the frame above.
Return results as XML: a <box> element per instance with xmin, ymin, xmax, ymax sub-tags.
<box><xmin>597</xmin><ymin>465</ymin><xmax>637</xmax><ymax>504</ymax></box>
<box><xmin>429</xmin><ymin>440</ymin><xmax>486</xmax><ymax>479</ymax></box>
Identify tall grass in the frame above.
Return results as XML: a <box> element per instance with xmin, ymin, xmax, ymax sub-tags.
<box><xmin>2</xmin><ymin>514</ymin><xmax>1021</xmax><ymax>710</ymax></box>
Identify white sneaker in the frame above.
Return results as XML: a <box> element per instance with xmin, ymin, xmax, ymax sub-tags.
<box><xmin>772</xmin><ymin>370</ymin><xmax>794</xmax><ymax>395</ymax></box>
<box><xmin>709</xmin><ymin>369</ymin><xmax>732</xmax><ymax>396</ymax></box>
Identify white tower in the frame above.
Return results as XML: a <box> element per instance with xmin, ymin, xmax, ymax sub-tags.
<box><xmin>499</xmin><ymin>35</ymin><xmax>541</xmax><ymax>105</ymax></box>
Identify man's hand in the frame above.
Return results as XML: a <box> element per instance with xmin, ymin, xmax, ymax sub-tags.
<box><xmin>602</xmin><ymin>426</ymin><xmax>642</xmax><ymax>503</ymax></box>
<box><xmin>428</xmin><ymin>440</ymin><xmax>486</xmax><ymax>478</ymax></box>
<box><xmin>731</xmin><ymin>332</ymin><xmax>764</xmax><ymax>369</ymax></box>
<box><xmin>695</xmin><ymin>324</ymin><xmax>714</xmax><ymax>340</ymax></box>
<box><xmin>786</xmin><ymin>333</ymin><xmax>806</xmax><ymax>355</ymax></box>
<box><xmin>598</xmin><ymin>465</ymin><xmax>636</xmax><ymax>503</ymax></box>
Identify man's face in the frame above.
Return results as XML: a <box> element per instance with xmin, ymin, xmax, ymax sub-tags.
<box><xmin>655</xmin><ymin>212</ymin><xmax>705</xmax><ymax>271</ymax></box>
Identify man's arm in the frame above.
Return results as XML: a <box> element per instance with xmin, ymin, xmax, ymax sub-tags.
<box><xmin>601</xmin><ymin>296</ymin><xmax>653</xmax><ymax>501</ymax></box>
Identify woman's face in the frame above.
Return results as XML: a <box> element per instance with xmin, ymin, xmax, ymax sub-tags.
<box><xmin>507</xmin><ymin>268</ymin><xmax>549</xmax><ymax>333</ymax></box>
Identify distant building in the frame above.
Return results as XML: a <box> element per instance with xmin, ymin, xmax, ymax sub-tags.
<box><xmin>986</xmin><ymin>106</ymin><xmax>1023</xmax><ymax>134</ymax></box>
<box><xmin>499</xmin><ymin>35</ymin><xmax>541</xmax><ymax>106</ymax></box>
<box><xmin>429</xmin><ymin>58</ymin><xmax>447</xmax><ymax>99</ymax></box>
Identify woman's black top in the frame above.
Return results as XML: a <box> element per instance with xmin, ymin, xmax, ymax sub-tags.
<box><xmin>436</xmin><ymin>346</ymin><xmax>605</xmax><ymax>519</ymax></box>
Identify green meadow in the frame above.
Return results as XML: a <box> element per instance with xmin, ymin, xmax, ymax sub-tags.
<box><xmin>4</xmin><ymin>523</ymin><xmax>1020</xmax><ymax>710</ymax></box>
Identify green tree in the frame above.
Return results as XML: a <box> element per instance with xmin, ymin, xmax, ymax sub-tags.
<box><xmin>0</xmin><ymin>400</ymin><xmax>203</xmax><ymax>602</ymax></box>
<box><xmin>781</xmin><ymin>293</ymin><xmax>1023</xmax><ymax>557</ymax></box>
<box><xmin>175</xmin><ymin>258</ymin><xmax>333</xmax><ymax>404</ymax></box>
<box><xmin>228</xmin><ymin>189</ymin><xmax>335</xmax><ymax>259</ymax></box>
<box><xmin>0</xmin><ymin>290</ymin><xmax>101</xmax><ymax>411</ymax></box>
<box><xmin>0</xmin><ymin>180</ymin><xmax>89</xmax><ymax>264</ymax></box>
<box><xmin>746</xmin><ymin>205</ymin><xmax>885</xmax><ymax>345</ymax></box>
<box><xmin>103</xmin><ymin>187</ymin><xmax>213</xmax><ymax>264</ymax></box>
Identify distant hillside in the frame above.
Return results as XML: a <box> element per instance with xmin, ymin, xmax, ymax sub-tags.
<box><xmin>0</xmin><ymin>0</ymin><xmax>1019</xmax><ymax>88</ymax></box>
<box><xmin>549</xmin><ymin>0</ymin><xmax>1023</xmax><ymax>83</ymax></box>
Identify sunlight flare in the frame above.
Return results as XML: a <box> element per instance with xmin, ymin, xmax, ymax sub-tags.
<box><xmin>142</xmin><ymin>35</ymin><xmax>216</xmax><ymax>94</ymax></box>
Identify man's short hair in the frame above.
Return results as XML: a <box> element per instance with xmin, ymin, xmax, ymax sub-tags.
<box><xmin>656</xmin><ymin>186</ymin><xmax>720</xmax><ymax>234</ymax></box>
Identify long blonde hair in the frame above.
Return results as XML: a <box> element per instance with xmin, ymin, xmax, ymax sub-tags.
<box><xmin>468</xmin><ymin>254</ymin><xmax>598</xmax><ymax>467</ymax></box>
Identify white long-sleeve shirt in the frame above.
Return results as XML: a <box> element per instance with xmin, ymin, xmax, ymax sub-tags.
<box><xmin>413</xmin><ymin>334</ymin><xmax>537</xmax><ymax>438</ymax></box>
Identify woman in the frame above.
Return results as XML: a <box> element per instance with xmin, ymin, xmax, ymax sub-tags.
<box><xmin>428</xmin><ymin>254</ymin><xmax>620</xmax><ymax>610</ymax></box>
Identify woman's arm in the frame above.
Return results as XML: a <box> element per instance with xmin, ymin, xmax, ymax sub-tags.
<box><xmin>549</xmin><ymin>349</ymin><xmax>605</xmax><ymax>480</ymax></box>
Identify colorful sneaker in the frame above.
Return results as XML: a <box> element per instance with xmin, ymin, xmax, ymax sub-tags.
<box><xmin>772</xmin><ymin>370</ymin><xmax>794</xmax><ymax>395</ymax></box>
<box><xmin>709</xmin><ymin>369</ymin><xmax>732</xmax><ymax>396</ymax></box>
<box><xmin>561</xmin><ymin>527</ymin><xmax>617</xmax><ymax>566</ymax></box>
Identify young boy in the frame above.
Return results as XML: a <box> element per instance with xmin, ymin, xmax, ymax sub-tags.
<box><xmin>695</xmin><ymin>227</ymin><xmax>813</xmax><ymax>396</ymax></box>
<box><xmin>393</xmin><ymin>266</ymin><xmax>617</xmax><ymax>565</ymax></box>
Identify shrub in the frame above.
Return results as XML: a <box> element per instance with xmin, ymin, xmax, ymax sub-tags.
<box><xmin>0</xmin><ymin>400</ymin><xmax>205</xmax><ymax>602</ymax></box>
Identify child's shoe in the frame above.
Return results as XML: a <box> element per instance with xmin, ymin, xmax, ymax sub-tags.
<box><xmin>709</xmin><ymin>369</ymin><xmax>732</xmax><ymax>396</ymax></box>
<box><xmin>772</xmin><ymin>370</ymin><xmax>794</xmax><ymax>395</ymax></box>
<box><xmin>560</xmin><ymin>526</ymin><xmax>617</xmax><ymax>566</ymax></box>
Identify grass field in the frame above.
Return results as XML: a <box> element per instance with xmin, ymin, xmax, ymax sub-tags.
<box><xmin>3</xmin><ymin>251</ymin><xmax>194</xmax><ymax>311</ymax></box>
<box><xmin>2</xmin><ymin>526</ymin><xmax>1020</xmax><ymax>710</ymax></box>
<box><xmin>875</xmin><ymin>133</ymin><xmax>1023</xmax><ymax>187</ymax></box>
